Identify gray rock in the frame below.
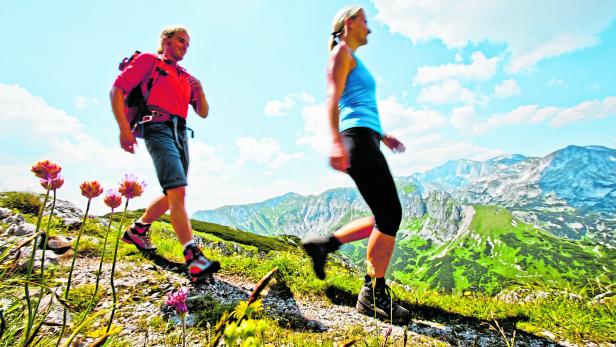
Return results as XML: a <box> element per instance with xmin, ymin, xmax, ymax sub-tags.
<box><xmin>0</xmin><ymin>207</ymin><xmax>11</xmax><ymax>219</ymax></box>
<box><xmin>16</xmin><ymin>248</ymin><xmax>59</xmax><ymax>270</ymax></box>
<box><xmin>15</xmin><ymin>222</ymin><xmax>36</xmax><ymax>236</ymax></box>
<box><xmin>7</xmin><ymin>224</ymin><xmax>18</xmax><ymax>235</ymax></box>
<box><xmin>45</xmin><ymin>235</ymin><xmax>73</xmax><ymax>254</ymax></box>
<box><xmin>62</xmin><ymin>217</ymin><xmax>82</xmax><ymax>230</ymax></box>
<box><xmin>44</xmin><ymin>199</ymin><xmax>83</xmax><ymax>220</ymax></box>
<box><xmin>3</xmin><ymin>214</ymin><xmax>24</xmax><ymax>225</ymax></box>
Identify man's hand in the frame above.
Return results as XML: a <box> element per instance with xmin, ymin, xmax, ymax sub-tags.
<box><xmin>382</xmin><ymin>134</ymin><xmax>406</xmax><ymax>153</ymax></box>
<box><xmin>188</xmin><ymin>76</ymin><xmax>209</xmax><ymax>117</ymax></box>
<box><xmin>187</xmin><ymin>76</ymin><xmax>203</xmax><ymax>93</ymax></box>
<box><xmin>120</xmin><ymin>129</ymin><xmax>137</xmax><ymax>154</ymax></box>
<box><xmin>329</xmin><ymin>140</ymin><xmax>350</xmax><ymax>172</ymax></box>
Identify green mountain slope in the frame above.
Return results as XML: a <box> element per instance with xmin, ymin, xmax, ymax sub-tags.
<box><xmin>344</xmin><ymin>206</ymin><xmax>615</xmax><ymax>295</ymax></box>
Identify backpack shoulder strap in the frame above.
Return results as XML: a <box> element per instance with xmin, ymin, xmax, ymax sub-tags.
<box><xmin>142</xmin><ymin>55</ymin><xmax>165</xmax><ymax>105</ymax></box>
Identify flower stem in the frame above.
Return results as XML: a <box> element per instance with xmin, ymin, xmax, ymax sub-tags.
<box><xmin>78</xmin><ymin>207</ymin><xmax>114</xmax><ymax>327</ymax></box>
<box><xmin>33</xmin><ymin>189</ymin><xmax>57</xmax><ymax>319</ymax></box>
<box><xmin>107</xmin><ymin>200</ymin><xmax>129</xmax><ymax>332</ymax></box>
<box><xmin>23</xmin><ymin>187</ymin><xmax>50</xmax><ymax>345</ymax></box>
<box><xmin>182</xmin><ymin>315</ymin><xmax>186</xmax><ymax>347</ymax></box>
<box><xmin>56</xmin><ymin>198</ymin><xmax>91</xmax><ymax>346</ymax></box>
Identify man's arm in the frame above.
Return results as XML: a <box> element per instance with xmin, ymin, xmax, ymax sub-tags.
<box><xmin>188</xmin><ymin>76</ymin><xmax>209</xmax><ymax>118</ymax></box>
<box><xmin>110</xmin><ymin>86</ymin><xmax>137</xmax><ymax>153</ymax></box>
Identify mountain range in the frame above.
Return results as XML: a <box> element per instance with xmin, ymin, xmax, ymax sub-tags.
<box><xmin>193</xmin><ymin>145</ymin><xmax>616</xmax><ymax>293</ymax></box>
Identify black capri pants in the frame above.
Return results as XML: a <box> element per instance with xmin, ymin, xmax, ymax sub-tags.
<box><xmin>341</xmin><ymin>127</ymin><xmax>402</xmax><ymax>236</ymax></box>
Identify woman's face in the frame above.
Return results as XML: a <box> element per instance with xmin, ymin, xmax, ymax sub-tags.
<box><xmin>350</xmin><ymin>10</ymin><xmax>371</xmax><ymax>46</ymax></box>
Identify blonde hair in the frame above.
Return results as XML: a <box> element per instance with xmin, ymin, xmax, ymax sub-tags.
<box><xmin>329</xmin><ymin>5</ymin><xmax>363</xmax><ymax>51</ymax></box>
<box><xmin>157</xmin><ymin>25</ymin><xmax>190</xmax><ymax>54</ymax></box>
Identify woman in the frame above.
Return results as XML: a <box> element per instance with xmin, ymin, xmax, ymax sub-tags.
<box><xmin>302</xmin><ymin>6</ymin><xmax>410</xmax><ymax>324</ymax></box>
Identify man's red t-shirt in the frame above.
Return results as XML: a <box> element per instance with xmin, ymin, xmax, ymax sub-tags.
<box><xmin>113</xmin><ymin>53</ymin><xmax>194</xmax><ymax>119</ymax></box>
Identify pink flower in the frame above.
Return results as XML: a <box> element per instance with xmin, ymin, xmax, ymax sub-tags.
<box><xmin>80</xmin><ymin>181</ymin><xmax>104</xmax><ymax>199</ymax></box>
<box><xmin>103</xmin><ymin>189</ymin><xmax>122</xmax><ymax>209</ymax></box>
<box><xmin>118</xmin><ymin>174</ymin><xmax>146</xmax><ymax>199</ymax></box>
<box><xmin>31</xmin><ymin>159</ymin><xmax>61</xmax><ymax>180</ymax></box>
<box><xmin>40</xmin><ymin>174</ymin><xmax>64</xmax><ymax>190</ymax></box>
<box><xmin>166</xmin><ymin>287</ymin><xmax>189</xmax><ymax>315</ymax></box>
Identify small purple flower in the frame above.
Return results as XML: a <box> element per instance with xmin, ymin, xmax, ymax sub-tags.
<box><xmin>166</xmin><ymin>287</ymin><xmax>189</xmax><ymax>315</ymax></box>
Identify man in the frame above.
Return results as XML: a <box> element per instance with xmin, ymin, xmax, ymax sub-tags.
<box><xmin>110</xmin><ymin>26</ymin><xmax>220</xmax><ymax>283</ymax></box>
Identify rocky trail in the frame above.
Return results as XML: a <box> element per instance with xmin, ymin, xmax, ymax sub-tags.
<box><xmin>56</xmin><ymin>246</ymin><xmax>571</xmax><ymax>347</ymax></box>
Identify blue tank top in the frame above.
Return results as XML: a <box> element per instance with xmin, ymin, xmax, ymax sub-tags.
<box><xmin>338</xmin><ymin>52</ymin><xmax>383</xmax><ymax>135</ymax></box>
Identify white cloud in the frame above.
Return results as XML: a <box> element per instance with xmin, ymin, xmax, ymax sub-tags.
<box><xmin>413</xmin><ymin>52</ymin><xmax>499</xmax><ymax>85</ymax></box>
<box><xmin>548</xmin><ymin>77</ymin><xmax>565</xmax><ymax>87</ymax></box>
<box><xmin>299</xmin><ymin>92</ymin><xmax>316</xmax><ymax>104</ymax></box>
<box><xmin>417</xmin><ymin>79</ymin><xmax>486</xmax><ymax>105</ymax></box>
<box><xmin>235</xmin><ymin>137</ymin><xmax>303</xmax><ymax>169</ymax></box>
<box><xmin>454</xmin><ymin>52</ymin><xmax>463</xmax><ymax>63</ymax></box>
<box><xmin>296</xmin><ymin>96</ymin><xmax>330</xmax><ymax>155</ymax></box>
<box><xmin>264</xmin><ymin>96</ymin><xmax>294</xmax><ymax>117</ymax></box>
<box><xmin>378</xmin><ymin>97</ymin><xmax>447</xmax><ymax>133</ymax></box>
<box><xmin>373</xmin><ymin>0</ymin><xmax>616</xmax><ymax>73</ymax></box>
<box><xmin>263</xmin><ymin>92</ymin><xmax>316</xmax><ymax>117</ymax></box>
<box><xmin>494</xmin><ymin>79</ymin><xmax>521</xmax><ymax>98</ymax></box>
<box><xmin>0</xmin><ymin>84</ymin><xmax>83</xmax><ymax>138</ymax></box>
<box><xmin>550</xmin><ymin>96</ymin><xmax>616</xmax><ymax>127</ymax></box>
<box><xmin>450</xmin><ymin>105</ymin><xmax>477</xmax><ymax>130</ymax></box>
<box><xmin>451</xmin><ymin>95</ymin><xmax>616</xmax><ymax>134</ymax></box>
<box><xmin>74</xmin><ymin>96</ymin><xmax>100</xmax><ymax>110</ymax></box>
<box><xmin>386</xmin><ymin>135</ymin><xmax>505</xmax><ymax>175</ymax></box>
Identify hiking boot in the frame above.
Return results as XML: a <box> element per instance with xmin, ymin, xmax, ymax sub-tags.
<box><xmin>183</xmin><ymin>244</ymin><xmax>220</xmax><ymax>283</ymax></box>
<box><xmin>122</xmin><ymin>221</ymin><xmax>157</xmax><ymax>251</ymax></box>
<box><xmin>302</xmin><ymin>235</ymin><xmax>341</xmax><ymax>280</ymax></box>
<box><xmin>356</xmin><ymin>275</ymin><xmax>411</xmax><ymax>325</ymax></box>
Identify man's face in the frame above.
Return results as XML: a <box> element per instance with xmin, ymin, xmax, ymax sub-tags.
<box><xmin>164</xmin><ymin>31</ymin><xmax>190</xmax><ymax>62</ymax></box>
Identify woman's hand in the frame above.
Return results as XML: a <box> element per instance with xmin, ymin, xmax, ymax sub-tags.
<box><xmin>382</xmin><ymin>134</ymin><xmax>405</xmax><ymax>153</ymax></box>
<box><xmin>329</xmin><ymin>140</ymin><xmax>350</xmax><ymax>172</ymax></box>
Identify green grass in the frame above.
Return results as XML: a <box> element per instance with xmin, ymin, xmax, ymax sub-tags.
<box><xmin>1</xmin><ymin>194</ymin><xmax>615</xmax><ymax>345</ymax></box>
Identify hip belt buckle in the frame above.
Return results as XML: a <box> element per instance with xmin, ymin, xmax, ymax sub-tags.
<box><xmin>139</xmin><ymin>110</ymin><xmax>165</xmax><ymax>124</ymax></box>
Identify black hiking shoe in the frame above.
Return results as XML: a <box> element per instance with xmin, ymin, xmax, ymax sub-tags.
<box><xmin>183</xmin><ymin>244</ymin><xmax>220</xmax><ymax>283</ymax></box>
<box><xmin>302</xmin><ymin>236</ymin><xmax>341</xmax><ymax>280</ymax></box>
<box><xmin>356</xmin><ymin>275</ymin><xmax>411</xmax><ymax>325</ymax></box>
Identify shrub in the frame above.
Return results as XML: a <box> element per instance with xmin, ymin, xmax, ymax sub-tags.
<box><xmin>0</xmin><ymin>192</ymin><xmax>42</xmax><ymax>215</ymax></box>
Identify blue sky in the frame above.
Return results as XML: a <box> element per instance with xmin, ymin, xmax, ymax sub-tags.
<box><xmin>1</xmin><ymin>0</ymin><xmax>615</xmax><ymax>215</ymax></box>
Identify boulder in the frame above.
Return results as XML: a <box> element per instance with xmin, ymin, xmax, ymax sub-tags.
<box><xmin>6</xmin><ymin>224</ymin><xmax>18</xmax><ymax>235</ymax></box>
<box><xmin>3</xmin><ymin>214</ymin><xmax>24</xmax><ymax>224</ymax></box>
<box><xmin>16</xmin><ymin>247</ymin><xmax>59</xmax><ymax>270</ymax></box>
<box><xmin>40</xmin><ymin>234</ymin><xmax>73</xmax><ymax>254</ymax></box>
<box><xmin>0</xmin><ymin>207</ymin><xmax>11</xmax><ymax>219</ymax></box>
<box><xmin>15</xmin><ymin>222</ymin><xmax>36</xmax><ymax>236</ymax></box>
<box><xmin>62</xmin><ymin>217</ymin><xmax>82</xmax><ymax>231</ymax></box>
